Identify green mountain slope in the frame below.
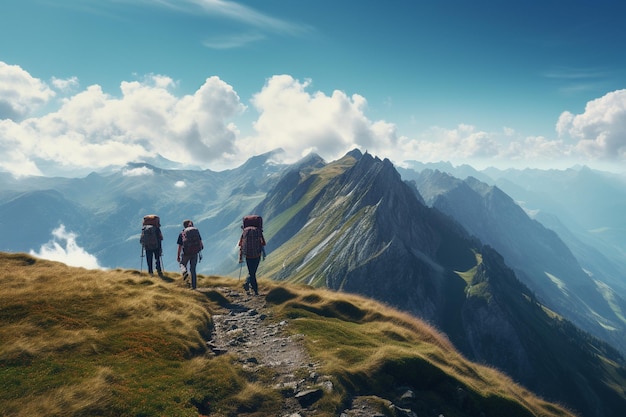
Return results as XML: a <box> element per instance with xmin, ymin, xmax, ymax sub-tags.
<box><xmin>1</xmin><ymin>252</ymin><xmax>577</xmax><ymax>417</ymax></box>
<box><xmin>250</xmin><ymin>150</ymin><xmax>626</xmax><ymax>417</ymax></box>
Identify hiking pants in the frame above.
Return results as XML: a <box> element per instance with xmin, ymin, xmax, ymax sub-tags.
<box><xmin>146</xmin><ymin>249</ymin><xmax>162</xmax><ymax>274</ymax></box>
<box><xmin>245</xmin><ymin>256</ymin><xmax>260</xmax><ymax>295</ymax></box>
<box><xmin>180</xmin><ymin>254</ymin><xmax>198</xmax><ymax>289</ymax></box>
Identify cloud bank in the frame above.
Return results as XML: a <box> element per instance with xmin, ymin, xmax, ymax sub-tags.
<box><xmin>1</xmin><ymin>61</ymin><xmax>625</xmax><ymax>177</ymax></box>
<box><xmin>29</xmin><ymin>225</ymin><xmax>103</xmax><ymax>269</ymax></box>
<box><xmin>557</xmin><ymin>89</ymin><xmax>626</xmax><ymax>161</ymax></box>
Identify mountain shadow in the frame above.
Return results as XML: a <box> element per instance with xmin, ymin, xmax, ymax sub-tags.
<box><xmin>253</xmin><ymin>150</ymin><xmax>626</xmax><ymax>417</ymax></box>
<box><xmin>407</xmin><ymin>169</ymin><xmax>626</xmax><ymax>357</ymax></box>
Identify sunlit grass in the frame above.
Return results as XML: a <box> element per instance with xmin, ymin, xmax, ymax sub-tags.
<box><xmin>1</xmin><ymin>252</ymin><xmax>577</xmax><ymax>417</ymax></box>
<box><xmin>0</xmin><ymin>253</ymin><xmax>263</xmax><ymax>417</ymax></box>
<box><xmin>265</xmin><ymin>284</ymin><xmax>577</xmax><ymax>417</ymax></box>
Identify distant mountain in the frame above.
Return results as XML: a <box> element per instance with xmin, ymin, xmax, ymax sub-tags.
<box><xmin>0</xmin><ymin>150</ymin><xmax>288</xmax><ymax>272</ymax></box>
<box><xmin>248</xmin><ymin>150</ymin><xmax>626</xmax><ymax>417</ymax></box>
<box><xmin>487</xmin><ymin>167</ymin><xmax>626</xmax><ymax>296</ymax></box>
<box><xmin>0</xmin><ymin>189</ymin><xmax>90</xmax><ymax>252</ymax></box>
<box><xmin>405</xmin><ymin>169</ymin><xmax>626</xmax><ymax>357</ymax></box>
<box><xmin>486</xmin><ymin>166</ymin><xmax>626</xmax><ymax>244</ymax></box>
<box><xmin>398</xmin><ymin>163</ymin><xmax>626</xmax><ymax>301</ymax></box>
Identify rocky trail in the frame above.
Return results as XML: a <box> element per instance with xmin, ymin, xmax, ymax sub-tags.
<box><xmin>200</xmin><ymin>286</ymin><xmax>390</xmax><ymax>417</ymax></box>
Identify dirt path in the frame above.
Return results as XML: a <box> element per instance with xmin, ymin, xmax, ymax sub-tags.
<box><xmin>200</xmin><ymin>286</ymin><xmax>390</xmax><ymax>417</ymax></box>
<box><xmin>203</xmin><ymin>286</ymin><xmax>322</xmax><ymax>416</ymax></box>
<box><xmin>201</xmin><ymin>286</ymin><xmax>387</xmax><ymax>417</ymax></box>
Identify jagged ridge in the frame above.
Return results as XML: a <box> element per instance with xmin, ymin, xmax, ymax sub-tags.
<box><xmin>253</xmin><ymin>150</ymin><xmax>626</xmax><ymax>417</ymax></box>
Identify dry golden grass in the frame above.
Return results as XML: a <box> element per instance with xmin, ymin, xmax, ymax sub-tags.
<box><xmin>265</xmin><ymin>284</ymin><xmax>577</xmax><ymax>417</ymax></box>
<box><xmin>1</xmin><ymin>252</ymin><xmax>577</xmax><ymax>417</ymax></box>
<box><xmin>0</xmin><ymin>253</ymin><xmax>246</xmax><ymax>417</ymax></box>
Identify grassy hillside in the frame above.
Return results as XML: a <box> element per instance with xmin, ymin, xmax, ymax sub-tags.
<box><xmin>0</xmin><ymin>252</ymin><xmax>576</xmax><ymax>417</ymax></box>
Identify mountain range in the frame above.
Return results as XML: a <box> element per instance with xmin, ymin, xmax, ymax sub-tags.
<box><xmin>399</xmin><ymin>168</ymin><xmax>626</xmax><ymax>359</ymax></box>
<box><xmin>1</xmin><ymin>150</ymin><xmax>625</xmax><ymax>417</ymax></box>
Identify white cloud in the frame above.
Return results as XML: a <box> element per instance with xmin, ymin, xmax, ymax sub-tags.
<box><xmin>175</xmin><ymin>180</ymin><xmax>186</xmax><ymax>188</ymax></box>
<box><xmin>123</xmin><ymin>166</ymin><xmax>154</xmax><ymax>176</ymax></box>
<box><xmin>0</xmin><ymin>64</ymin><xmax>245</xmax><ymax>176</ymax></box>
<box><xmin>51</xmin><ymin>76</ymin><xmax>79</xmax><ymax>93</ymax></box>
<box><xmin>394</xmin><ymin>124</ymin><xmax>574</xmax><ymax>170</ymax></box>
<box><xmin>244</xmin><ymin>75</ymin><xmax>398</xmax><ymax>163</ymax></box>
<box><xmin>172</xmin><ymin>0</ymin><xmax>311</xmax><ymax>36</ymax></box>
<box><xmin>0</xmin><ymin>62</ymin><xmax>55</xmax><ymax>121</ymax></box>
<box><xmin>203</xmin><ymin>32</ymin><xmax>265</xmax><ymax>49</ymax></box>
<box><xmin>30</xmin><ymin>225</ymin><xmax>103</xmax><ymax>269</ymax></box>
<box><xmin>557</xmin><ymin>89</ymin><xmax>626</xmax><ymax>160</ymax></box>
<box><xmin>2</xmin><ymin>61</ymin><xmax>626</xmax><ymax>177</ymax></box>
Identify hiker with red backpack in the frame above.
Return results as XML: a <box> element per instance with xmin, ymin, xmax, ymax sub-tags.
<box><xmin>238</xmin><ymin>215</ymin><xmax>266</xmax><ymax>296</ymax></box>
<box><xmin>176</xmin><ymin>219</ymin><xmax>203</xmax><ymax>289</ymax></box>
<box><xmin>140</xmin><ymin>214</ymin><xmax>163</xmax><ymax>277</ymax></box>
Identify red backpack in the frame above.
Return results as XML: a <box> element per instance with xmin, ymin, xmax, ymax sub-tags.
<box><xmin>240</xmin><ymin>215</ymin><xmax>265</xmax><ymax>258</ymax></box>
<box><xmin>181</xmin><ymin>227</ymin><xmax>202</xmax><ymax>255</ymax></box>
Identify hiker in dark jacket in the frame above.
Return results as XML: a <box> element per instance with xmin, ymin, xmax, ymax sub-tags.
<box><xmin>140</xmin><ymin>220</ymin><xmax>163</xmax><ymax>277</ymax></box>
<box><xmin>177</xmin><ymin>220</ymin><xmax>203</xmax><ymax>289</ymax></box>
<box><xmin>238</xmin><ymin>226</ymin><xmax>266</xmax><ymax>295</ymax></box>
<box><xmin>145</xmin><ymin>229</ymin><xmax>163</xmax><ymax>277</ymax></box>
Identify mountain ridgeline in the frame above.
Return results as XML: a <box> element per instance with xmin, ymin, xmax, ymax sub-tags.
<box><xmin>406</xmin><ymin>169</ymin><xmax>626</xmax><ymax>358</ymax></box>
<box><xmin>254</xmin><ymin>150</ymin><xmax>626</xmax><ymax>417</ymax></box>
<box><xmin>1</xmin><ymin>150</ymin><xmax>626</xmax><ymax>416</ymax></box>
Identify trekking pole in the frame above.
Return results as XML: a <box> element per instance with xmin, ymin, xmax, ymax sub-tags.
<box><xmin>238</xmin><ymin>262</ymin><xmax>243</xmax><ymax>281</ymax></box>
<box><xmin>140</xmin><ymin>246</ymin><xmax>144</xmax><ymax>272</ymax></box>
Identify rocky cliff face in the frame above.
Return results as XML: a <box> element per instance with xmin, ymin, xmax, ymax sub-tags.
<box><xmin>259</xmin><ymin>151</ymin><xmax>477</xmax><ymax>323</ymax></box>
<box><xmin>255</xmin><ymin>150</ymin><xmax>626</xmax><ymax>417</ymax></box>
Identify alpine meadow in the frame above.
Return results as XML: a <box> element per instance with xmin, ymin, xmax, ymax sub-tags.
<box><xmin>0</xmin><ymin>252</ymin><xmax>580</xmax><ymax>417</ymax></box>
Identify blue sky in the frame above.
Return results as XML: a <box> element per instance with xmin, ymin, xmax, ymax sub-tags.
<box><xmin>1</xmin><ymin>0</ymin><xmax>626</xmax><ymax>177</ymax></box>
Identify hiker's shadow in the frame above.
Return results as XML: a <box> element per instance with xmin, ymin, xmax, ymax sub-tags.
<box><xmin>158</xmin><ymin>274</ymin><xmax>176</xmax><ymax>283</ymax></box>
<box><xmin>200</xmin><ymin>288</ymin><xmax>252</xmax><ymax>313</ymax></box>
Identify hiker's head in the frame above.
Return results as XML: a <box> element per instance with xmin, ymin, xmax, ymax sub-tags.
<box><xmin>183</xmin><ymin>219</ymin><xmax>193</xmax><ymax>228</ymax></box>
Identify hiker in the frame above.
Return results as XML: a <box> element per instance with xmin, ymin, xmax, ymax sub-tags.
<box><xmin>140</xmin><ymin>214</ymin><xmax>163</xmax><ymax>277</ymax></box>
<box><xmin>176</xmin><ymin>219</ymin><xmax>203</xmax><ymax>289</ymax></box>
<box><xmin>238</xmin><ymin>215</ymin><xmax>266</xmax><ymax>295</ymax></box>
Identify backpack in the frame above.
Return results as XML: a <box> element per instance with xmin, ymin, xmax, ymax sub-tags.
<box><xmin>141</xmin><ymin>224</ymin><xmax>160</xmax><ymax>250</ymax></box>
<box><xmin>241</xmin><ymin>227</ymin><xmax>265</xmax><ymax>259</ymax></box>
<box><xmin>243</xmin><ymin>215</ymin><xmax>263</xmax><ymax>230</ymax></box>
<box><xmin>143</xmin><ymin>214</ymin><xmax>160</xmax><ymax>227</ymax></box>
<box><xmin>240</xmin><ymin>215</ymin><xmax>265</xmax><ymax>259</ymax></box>
<box><xmin>181</xmin><ymin>226</ymin><xmax>202</xmax><ymax>256</ymax></box>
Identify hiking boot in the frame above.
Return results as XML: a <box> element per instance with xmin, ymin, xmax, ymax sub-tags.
<box><xmin>157</xmin><ymin>270</ymin><xmax>163</xmax><ymax>277</ymax></box>
<box><xmin>242</xmin><ymin>282</ymin><xmax>250</xmax><ymax>293</ymax></box>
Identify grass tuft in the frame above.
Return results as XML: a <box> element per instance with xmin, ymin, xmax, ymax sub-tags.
<box><xmin>265</xmin><ymin>285</ymin><xmax>299</xmax><ymax>304</ymax></box>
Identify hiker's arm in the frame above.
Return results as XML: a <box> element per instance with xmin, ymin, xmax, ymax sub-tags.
<box><xmin>177</xmin><ymin>245</ymin><xmax>182</xmax><ymax>262</ymax></box>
